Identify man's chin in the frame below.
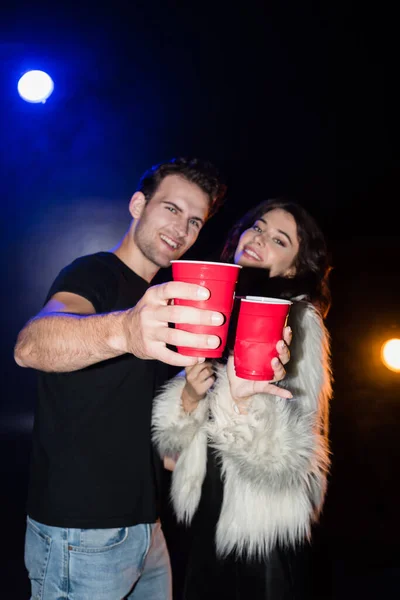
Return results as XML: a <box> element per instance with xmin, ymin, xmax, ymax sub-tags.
<box><xmin>167</xmin><ymin>251</ymin><xmax>187</xmax><ymax>265</ymax></box>
<box><xmin>152</xmin><ymin>244</ymin><xmax>188</xmax><ymax>268</ymax></box>
<box><xmin>157</xmin><ymin>254</ymin><xmax>182</xmax><ymax>269</ymax></box>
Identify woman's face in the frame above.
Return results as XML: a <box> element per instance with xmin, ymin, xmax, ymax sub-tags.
<box><xmin>234</xmin><ymin>208</ymin><xmax>300</xmax><ymax>277</ymax></box>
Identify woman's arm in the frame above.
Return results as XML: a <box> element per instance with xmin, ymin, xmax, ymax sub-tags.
<box><xmin>152</xmin><ymin>327</ymin><xmax>294</xmax><ymax>461</ymax></box>
<box><xmin>209</xmin><ymin>303</ymin><xmax>332</xmax><ymax>515</ymax></box>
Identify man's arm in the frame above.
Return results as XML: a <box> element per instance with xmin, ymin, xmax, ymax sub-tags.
<box><xmin>14</xmin><ymin>282</ymin><xmax>225</xmax><ymax>372</ymax></box>
<box><xmin>14</xmin><ymin>291</ymin><xmax>127</xmax><ymax>372</ymax></box>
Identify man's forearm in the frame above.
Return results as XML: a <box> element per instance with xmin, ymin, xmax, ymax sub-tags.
<box><xmin>14</xmin><ymin>311</ymin><xmax>129</xmax><ymax>372</ymax></box>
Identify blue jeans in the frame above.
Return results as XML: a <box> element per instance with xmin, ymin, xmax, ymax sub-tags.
<box><xmin>24</xmin><ymin>516</ymin><xmax>172</xmax><ymax>600</ymax></box>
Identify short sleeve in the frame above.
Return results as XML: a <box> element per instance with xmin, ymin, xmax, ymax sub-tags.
<box><xmin>44</xmin><ymin>254</ymin><xmax>118</xmax><ymax>313</ymax></box>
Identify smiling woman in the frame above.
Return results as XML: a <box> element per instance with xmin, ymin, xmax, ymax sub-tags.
<box><xmin>233</xmin><ymin>208</ymin><xmax>300</xmax><ymax>277</ymax></box>
<box><xmin>152</xmin><ymin>197</ymin><xmax>333</xmax><ymax>600</ymax></box>
<box><xmin>222</xmin><ymin>198</ymin><xmax>331</xmax><ymax>318</ymax></box>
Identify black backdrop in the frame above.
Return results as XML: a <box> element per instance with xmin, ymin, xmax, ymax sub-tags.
<box><xmin>1</xmin><ymin>2</ymin><xmax>399</xmax><ymax>598</ymax></box>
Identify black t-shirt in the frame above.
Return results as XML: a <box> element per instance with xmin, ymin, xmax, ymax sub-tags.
<box><xmin>27</xmin><ymin>252</ymin><xmax>168</xmax><ymax>528</ymax></box>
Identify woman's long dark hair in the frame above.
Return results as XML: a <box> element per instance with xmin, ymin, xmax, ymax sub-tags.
<box><xmin>221</xmin><ymin>199</ymin><xmax>332</xmax><ymax>318</ymax></box>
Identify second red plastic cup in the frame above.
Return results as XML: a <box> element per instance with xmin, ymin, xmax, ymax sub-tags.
<box><xmin>171</xmin><ymin>260</ymin><xmax>242</xmax><ymax>358</ymax></box>
<box><xmin>233</xmin><ymin>296</ymin><xmax>292</xmax><ymax>380</ymax></box>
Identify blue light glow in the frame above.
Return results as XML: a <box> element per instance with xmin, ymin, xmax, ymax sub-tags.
<box><xmin>17</xmin><ymin>70</ymin><xmax>54</xmax><ymax>103</ymax></box>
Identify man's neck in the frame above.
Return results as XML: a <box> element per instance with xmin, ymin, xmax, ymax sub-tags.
<box><xmin>111</xmin><ymin>232</ymin><xmax>159</xmax><ymax>283</ymax></box>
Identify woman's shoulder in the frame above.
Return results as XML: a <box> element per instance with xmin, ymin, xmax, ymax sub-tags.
<box><xmin>290</xmin><ymin>298</ymin><xmax>324</xmax><ymax>323</ymax></box>
<box><xmin>288</xmin><ymin>300</ymin><xmax>329</xmax><ymax>350</ymax></box>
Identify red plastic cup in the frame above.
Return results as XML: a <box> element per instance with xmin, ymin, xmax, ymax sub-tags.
<box><xmin>234</xmin><ymin>296</ymin><xmax>292</xmax><ymax>380</ymax></box>
<box><xmin>171</xmin><ymin>260</ymin><xmax>242</xmax><ymax>357</ymax></box>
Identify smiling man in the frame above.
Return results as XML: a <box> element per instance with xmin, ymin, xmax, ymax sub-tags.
<box><xmin>117</xmin><ymin>172</ymin><xmax>211</xmax><ymax>277</ymax></box>
<box><xmin>13</xmin><ymin>157</ymin><xmax>230</xmax><ymax>600</ymax></box>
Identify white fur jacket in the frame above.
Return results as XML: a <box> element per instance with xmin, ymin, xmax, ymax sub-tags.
<box><xmin>152</xmin><ymin>301</ymin><xmax>332</xmax><ymax>559</ymax></box>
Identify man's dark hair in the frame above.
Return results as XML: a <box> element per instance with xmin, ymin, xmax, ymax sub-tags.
<box><xmin>137</xmin><ymin>157</ymin><xmax>226</xmax><ymax>218</ymax></box>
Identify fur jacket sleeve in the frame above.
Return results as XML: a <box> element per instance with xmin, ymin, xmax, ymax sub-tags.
<box><xmin>151</xmin><ymin>369</ymin><xmax>210</xmax><ymax>459</ymax></box>
<box><xmin>151</xmin><ymin>300</ymin><xmax>332</xmax><ymax>558</ymax></box>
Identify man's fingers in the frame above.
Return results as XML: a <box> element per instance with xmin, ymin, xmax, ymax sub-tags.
<box><xmin>154</xmin><ymin>281</ymin><xmax>211</xmax><ymax>303</ymax></box>
<box><xmin>155</xmin><ymin>346</ymin><xmax>209</xmax><ymax>367</ymax></box>
<box><xmin>161</xmin><ymin>327</ymin><xmax>221</xmax><ymax>351</ymax></box>
<box><xmin>157</xmin><ymin>304</ymin><xmax>224</xmax><ymax>327</ymax></box>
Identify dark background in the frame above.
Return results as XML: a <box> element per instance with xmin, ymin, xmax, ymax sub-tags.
<box><xmin>1</xmin><ymin>1</ymin><xmax>399</xmax><ymax>598</ymax></box>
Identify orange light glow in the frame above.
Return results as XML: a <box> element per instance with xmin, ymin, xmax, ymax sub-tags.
<box><xmin>381</xmin><ymin>338</ymin><xmax>400</xmax><ymax>373</ymax></box>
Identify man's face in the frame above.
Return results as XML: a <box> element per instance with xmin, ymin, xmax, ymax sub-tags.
<box><xmin>132</xmin><ymin>174</ymin><xmax>210</xmax><ymax>268</ymax></box>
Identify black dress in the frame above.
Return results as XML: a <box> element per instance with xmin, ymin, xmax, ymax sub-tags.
<box><xmin>182</xmin><ymin>445</ymin><xmax>306</xmax><ymax>600</ymax></box>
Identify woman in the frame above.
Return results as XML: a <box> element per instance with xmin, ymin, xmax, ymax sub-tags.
<box><xmin>152</xmin><ymin>199</ymin><xmax>332</xmax><ymax>599</ymax></box>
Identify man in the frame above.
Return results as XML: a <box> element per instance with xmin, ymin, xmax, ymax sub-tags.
<box><xmin>14</xmin><ymin>157</ymin><xmax>290</xmax><ymax>599</ymax></box>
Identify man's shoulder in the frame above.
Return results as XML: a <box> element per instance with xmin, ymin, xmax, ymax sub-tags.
<box><xmin>61</xmin><ymin>252</ymin><xmax>122</xmax><ymax>278</ymax></box>
<box><xmin>45</xmin><ymin>252</ymin><xmax>119</xmax><ymax>308</ymax></box>
<box><xmin>48</xmin><ymin>252</ymin><xmax>148</xmax><ymax>311</ymax></box>
<box><xmin>66</xmin><ymin>251</ymin><xmax>112</xmax><ymax>268</ymax></box>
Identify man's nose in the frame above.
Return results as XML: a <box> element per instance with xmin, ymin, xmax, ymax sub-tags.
<box><xmin>172</xmin><ymin>219</ymin><xmax>188</xmax><ymax>238</ymax></box>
